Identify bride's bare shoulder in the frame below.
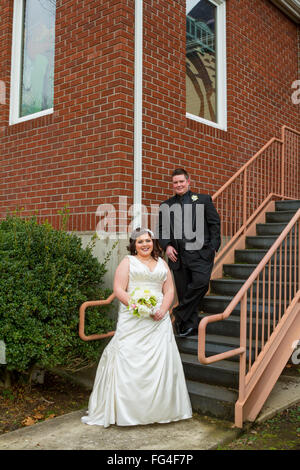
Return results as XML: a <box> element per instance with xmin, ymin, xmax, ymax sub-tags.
<box><xmin>118</xmin><ymin>256</ymin><xmax>130</xmax><ymax>268</ymax></box>
<box><xmin>114</xmin><ymin>256</ymin><xmax>130</xmax><ymax>280</ymax></box>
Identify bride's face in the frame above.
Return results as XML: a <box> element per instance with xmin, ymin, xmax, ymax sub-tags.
<box><xmin>135</xmin><ymin>232</ymin><xmax>153</xmax><ymax>257</ymax></box>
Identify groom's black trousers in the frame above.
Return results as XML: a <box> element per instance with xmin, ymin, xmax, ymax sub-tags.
<box><xmin>172</xmin><ymin>246</ymin><xmax>215</xmax><ymax>329</ymax></box>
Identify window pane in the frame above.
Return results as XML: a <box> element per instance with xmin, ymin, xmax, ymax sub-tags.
<box><xmin>20</xmin><ymin>0</ymin><xmax>56</xmax><ymax>117</ymax></box>
<box><xmin>186</xmin><ymin>0</ymin><xmax>217</xmax><ymax>122</ymax></box>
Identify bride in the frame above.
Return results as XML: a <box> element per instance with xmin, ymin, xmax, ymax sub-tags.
<box><xmin>81</xmin><ymin>227</ymin><xmax>192</xmax><ymax>428</ymax></box>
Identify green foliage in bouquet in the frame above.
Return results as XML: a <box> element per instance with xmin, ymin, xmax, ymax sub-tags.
<box><xmin>0</xmin><ymin>213</ymin><xmax>116</xmax><ymax>381</ymax></box>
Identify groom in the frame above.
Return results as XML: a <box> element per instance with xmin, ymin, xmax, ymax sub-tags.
<box><xmin>158</xmin><ymin>168</ymin><xmax>221</xmax><ymax>337</ymax></box>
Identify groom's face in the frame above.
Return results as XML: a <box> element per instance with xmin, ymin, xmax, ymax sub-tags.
<box><xmin>172</xmin><ymin>174</ymin><xmax>190</xmax><ymax>196</ymax></box>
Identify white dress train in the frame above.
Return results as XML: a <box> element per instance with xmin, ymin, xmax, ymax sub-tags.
<box><xmin>81</xmin><ymin>255</ymin><xmax>192</xmax><ymax>428</ymax></box>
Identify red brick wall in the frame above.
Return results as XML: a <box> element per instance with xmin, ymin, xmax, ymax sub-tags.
<box><xmin>0</xmin><ymin>0</ymin><xmax>135</xmax><ymax>230</ymax></box>
<box><xmin>142</xmin><ymin>0</ymin><xmax>300</xmax><ymax>207</ymax></box>
<box><xmin>0</xmin><ymin>0</ymin><xmax>299</xmax><ymax>231</ymax></box>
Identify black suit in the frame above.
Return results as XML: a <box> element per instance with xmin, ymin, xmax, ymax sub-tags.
<box><xmin>158</xmin><ymin>190</ymin><xmax>221</xmax><ymax>330</ymax></box>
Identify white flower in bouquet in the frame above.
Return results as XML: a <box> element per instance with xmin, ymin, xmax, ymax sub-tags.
<box><xmin>137</xmin><ymin>304</ymin><xmax>152</xmax><ymax>316</ymax></box>
<box><xmin>127</xmin><ymin>288</ymin><xmax>158</xmax><ymax>318</ymax></box>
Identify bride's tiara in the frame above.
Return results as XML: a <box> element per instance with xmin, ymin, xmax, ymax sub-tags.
<box><xmin>130</xmin><ymin>227</ymin><xmax>155</xmax><ymax>239</ymax></box>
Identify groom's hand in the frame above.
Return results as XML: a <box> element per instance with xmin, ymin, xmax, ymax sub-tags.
<box><xmin>166</xmin><ymin>245</ymin><xmax>178</xmax><ymax>263</ymax></box>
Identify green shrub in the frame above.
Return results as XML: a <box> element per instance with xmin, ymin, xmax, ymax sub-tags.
<box><xmin>0</xmin><ymin>214</ymin><xmax>116</xmax><ymax>380</ymax></box>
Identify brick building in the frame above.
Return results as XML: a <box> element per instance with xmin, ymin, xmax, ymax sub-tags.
<box><xmin>1</xmin><ymin>1</ymin><xmax>300</xmax><ymax>427</ymax></box>
<box><xmin>0</xmin><ymin>0</ymin><xmax>299</xmax><ymax>277</ymax></box>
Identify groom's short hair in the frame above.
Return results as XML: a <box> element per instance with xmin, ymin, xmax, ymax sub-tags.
<box><xmin>171</xmin><ymin>168</ymin><xmax>189</xmax><ymax>180</ymax></box>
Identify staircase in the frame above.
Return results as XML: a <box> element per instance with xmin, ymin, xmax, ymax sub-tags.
<box><xmin>76</xmin><ymin>126</ymin><xmax>299</xmax><ymax>427</ymax></box>
<box><xmin>176</xmin><ymin>199</ymin><xmax>300</xmax><ymax>421</ymax></box>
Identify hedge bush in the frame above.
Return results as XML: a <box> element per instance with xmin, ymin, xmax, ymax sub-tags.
<box><xmin>0</xmin><ymin>214</ymin><xmax>116</xmax><ymax>381</ymax></box>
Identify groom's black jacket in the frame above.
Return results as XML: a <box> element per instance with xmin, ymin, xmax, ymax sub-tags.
<box><xmin>158</xmin><ymin>190</ymin><xmax>221</xmax><ymax>271</ymax></box>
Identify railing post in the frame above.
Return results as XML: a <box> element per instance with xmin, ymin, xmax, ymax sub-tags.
<box><xmin>238</xmin><ymin>293</ymin><xmax>247</xmax><ymax>403</ymax></box>
<box><xmin>243</xmin><ymin>168</ymin><xmax>247</xmax><ymax>231</ymax></box>
<box><xmin>79</xmin><ymin>294</ymin><xmax>115</xmax><ymax>341</ymax></box>
<box><xmin>235</xmin><ymin>293</ymin><xmax>247</xmax><ymax>428</ymax></box>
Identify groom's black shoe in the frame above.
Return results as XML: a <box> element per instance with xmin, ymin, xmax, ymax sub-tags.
<box><xmin>179</xmin><ymin>327</ymin><xmax>198</xmax><ymax>337</ymax></box>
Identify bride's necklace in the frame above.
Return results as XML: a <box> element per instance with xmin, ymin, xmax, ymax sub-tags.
<box><xmin>136</xmin><ymin>255</ymin><xmax>153</xmax><ymax>266</ymax></box>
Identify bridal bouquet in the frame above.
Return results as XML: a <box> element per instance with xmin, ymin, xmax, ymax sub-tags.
<box><xmin>127</xmin><ymin>288</ymin><xmax>158</xmax><ymax>318</ymax></box>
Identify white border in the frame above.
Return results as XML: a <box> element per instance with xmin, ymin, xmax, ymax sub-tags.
<box><xmin>186</xmin><ymin>0</ymin><xmax>227</xmax><ymax>131</ymax></box>
<box><xmin>9</xmin><ymin>0</ymin><xmax>54</xmax><ymax>125</ymax></box>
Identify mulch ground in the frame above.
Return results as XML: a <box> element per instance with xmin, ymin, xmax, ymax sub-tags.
<box><xmin>219</xmin><ymin>363</ymin><xmax>300</xmax><ymax>450</ymax></box>
<box><xmin>0</xmin><ymin>371</ymin><xmax>91</xmax><ymax>435</ymax></box>
<box><xmin>218</xmin><ymin>403</ymin><xmax>300</xmax><ymax>450</ymax></box>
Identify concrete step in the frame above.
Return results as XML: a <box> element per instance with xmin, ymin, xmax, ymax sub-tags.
<box><xmin>177</xmin><ymin>333</ymin><xmax>238</xmax><ymax>357</ymax></box>
<box><xmin>186</xmin><ymin>380</ymin><xmax>238</xmax><ymax>420</ymax></box>
<box><xmin>234</xmin><ymin>248</ymin><xmax>296</xmax><ymax>264</ymax></box>
<box><xmin>256</xmin><ymin>222</ymin><xmax>288</xmax><ymax>236</ymax></box>
<box><xmin>181</xmin><ymin>352</ymin><xmax>239</xmax><ymax>389</ymax></box>
<box><xmin>223</xmin><ymin>263</ymin><xmax>297</xmax><ymax>281</ymax></box>
<box><xmin>198</xmin><ymin>312</ymin><xmax>272</xmax><ymax>339</ymax></box>
<box><xmin>246</xmin><ymin>235</ymin><xmax>298</xmax><ymax>249</ymax></box>
<box><xmin>202</xmin><ymin>294</ymin><xmax>285</xmax><ymax>317</ymax></box>
<box><xmin>211</xmin><ymin>278</ymin><xmax>297</xmax><ymax>298</ymax></box>
<box><xmin>266</xmin><ymin>210</ymin><xmax>297</xmax><ymax>223</ymax></box>
<box><xmin>275</xmin><ymin>200</ymin><xmax>300</xmax><ymax>212</ymax></box>
<box><xmin>176</xmin><ymin>333</ymin><xmax>257</xmax><ymax>363</ymax></box>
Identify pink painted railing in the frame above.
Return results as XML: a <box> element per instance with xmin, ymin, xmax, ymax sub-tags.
<box><xmin>79</xmin><ymin>294</ymin><xmax>178</xmax><ymax>341</ymax></box>
<box><xmin>199</xmin><ymin>125</ymin><xmax>300</xmax><ymax>427</ymax></box>
<box><xmin>79</xmin><ymin>293</ymin><xmax>116</xmax><ymax>341</ymax></box>
<box><xmin>212</xmin><ymin>126</ymin><xmax>300</xmax><ymax>257</ymax></box>
<box><xmin>198</xmin><ymin>209</ymin><xmax>300</xmax><ymax>426</ymax></box>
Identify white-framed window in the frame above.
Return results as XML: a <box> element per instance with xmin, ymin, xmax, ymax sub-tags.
<box><xmin>186</xmin><ymin>0</ymin><xmax>227</xmax><ymax>130</ymax></box>
<box><xmin>10</xmin><ymin>0</ymin><xmax>56</xmax><ymax>125</ymax></box>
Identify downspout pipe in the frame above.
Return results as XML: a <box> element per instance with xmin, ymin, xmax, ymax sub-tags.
<box><xmin>133</xmin><ymin>0</ymin><xmax>143</xmax><ymax>228</ymax></box>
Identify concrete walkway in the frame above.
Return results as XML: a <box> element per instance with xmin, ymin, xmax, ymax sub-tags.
<box><xmin>0</xmin><ymin>375</ymin><xmax>299</xmax><ymax>450</ymax></box>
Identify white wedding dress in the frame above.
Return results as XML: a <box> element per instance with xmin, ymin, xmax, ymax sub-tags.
<box><xmin>81</xmin><ymin>255</ymin><xmax>192</xmax><ymax>428</ymax></box>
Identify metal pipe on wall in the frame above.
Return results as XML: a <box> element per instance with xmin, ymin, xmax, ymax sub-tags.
<box><xmin>133</xmin><ymin>0</ymin><xmax>143</xmax><ymax>228</ymax></box>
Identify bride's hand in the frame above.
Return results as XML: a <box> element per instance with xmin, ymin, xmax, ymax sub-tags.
<box><xmin>152</xmin><ymin>308</ymin><xmax>165</xmax><ymax>322</ymax></box>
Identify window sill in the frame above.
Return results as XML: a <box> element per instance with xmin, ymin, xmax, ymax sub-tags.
<box><xmin>186</xmin><ymin>113</ymin><xmax>227</xmax><ymax>132</ymax></box>
<box><xmin>185</xmin><ymin>113</ymin><xmax>230</xmax><ymax>141</ymax></box>
<box><xmin>9</xmin><ymin>108</ymin><xmax>54</xmax><ymax>126</ymax></box>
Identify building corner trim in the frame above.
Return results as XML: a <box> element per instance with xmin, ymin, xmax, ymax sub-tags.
<box><xmin>133</xmin><ymin>0</ymin><xmax>143</xmax><ymax>228</ymax></box>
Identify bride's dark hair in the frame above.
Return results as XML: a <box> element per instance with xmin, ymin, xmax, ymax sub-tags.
<box><xmin>127</xmin><ymin>227</ymin><xmax>163</xmax><ymax>260</ymax></box>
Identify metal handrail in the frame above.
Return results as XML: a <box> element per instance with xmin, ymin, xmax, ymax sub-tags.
<box><xmin>212</xmin><ymin>126</ymin><xmax>300</xmax><ymax>259</ymax></box>
<box><xmin>199</xmin><ymin>208</ymin><xmax>300</xmax><ymax>427</ymax></box>
<box><xmin>200</xmin><ymin>125</ymin><xmax>300</xmax><ymax>363</ymax></box>
<box><xmin>198</xmin><ymin>208</ymin><xmax>300</xmax><ymax>364</ymax></box>
<box><xmin>79</xmin><ymin>293</ymin><xmax>116</xmax><ymax>341</ymax></box>
<box><xmin>212</xmin><ymin>138</ymin><xmax>280</xmax><ymax>202</ymax></box>
<box><xmin>212</xmin><ymin>126</ymin><xmax>300</xmax><ymax>203</ymax></box>
<box><xmin>199</xmin><ymin>125</ymin><xmax>300</xmax><ymax>427</ymax></box>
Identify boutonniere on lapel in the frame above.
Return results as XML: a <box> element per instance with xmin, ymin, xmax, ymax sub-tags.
<box><xmin>191</xmin><ymin>195</ymin><xmax>198</xmax><ymax>202</ymax></box>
